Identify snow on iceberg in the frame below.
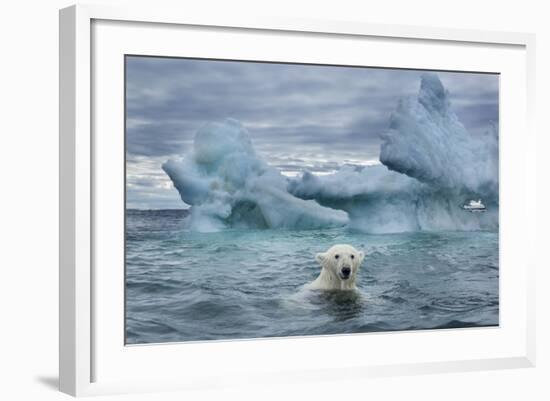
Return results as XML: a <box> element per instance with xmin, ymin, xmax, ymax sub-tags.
<box><xmin>162</xmin><ymin>119</ymin><xmax>349</xmax><ymax>231</ymax></box>
<box><xmin>380</xmin><ymin>73</ymin><xmax>498</xmax><ymax>199</ymax></box>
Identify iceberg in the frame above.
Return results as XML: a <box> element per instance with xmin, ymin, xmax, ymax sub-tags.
<box><xmin>287</xmin><ymin>164</ymin><xmax>497</xmax><ymax>233</ymax></box>
<box><xmin>162</xmin><ymin>119</ymin><xmax>349</xmax><ymax>231</ymax></box>
<box><xmin>162</xmin><ymin>74</ymin><xmax>498</xmax><ymax>233</ymax></box>
<box><xmin>380</xmin><ymin>73</ymin><xmax>499</xmax><ymax>199</ymax></box>
<box><xmin>285</xmin><ymin>74</ymin><xmax>498</xmax><ymax>232</ymax></box>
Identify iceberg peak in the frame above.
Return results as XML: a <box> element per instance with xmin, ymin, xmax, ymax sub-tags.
<box><xmin>418</xmin><ymin>73</ymin><xmax>450</xmax><ymax>116</ymax></box>
<box><xmin>380</xmin><ymin>73</ymin><xmax>498</xmax><ymax>199</ymax></box>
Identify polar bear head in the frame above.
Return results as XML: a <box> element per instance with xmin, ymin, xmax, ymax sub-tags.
<box><xmin>315</xmin><ymin>244</ymin><xmax>365</xmax><ymax>288</ymax></box>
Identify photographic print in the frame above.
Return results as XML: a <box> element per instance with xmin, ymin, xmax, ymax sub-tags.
<box><xmin>125</xmin><ymin>56</ymin><xmax>499</xmax><ymax>344</ymax></box>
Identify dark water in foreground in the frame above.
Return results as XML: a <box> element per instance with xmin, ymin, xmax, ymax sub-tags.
<box><xmin>125</xmin><ymin>209</ymin><xmax>499</xmax><ymax>344</ymax></box>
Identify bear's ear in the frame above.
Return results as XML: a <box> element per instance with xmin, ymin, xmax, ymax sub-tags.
<box><xmin>315</xmin><ymin>252</ymin><xmax>326</xmax><ymax>265</ymax></box>
<box><xmin>358</xmin><ymin>251</ymin><xmax>365</xmax><ymax>263</ymax></box>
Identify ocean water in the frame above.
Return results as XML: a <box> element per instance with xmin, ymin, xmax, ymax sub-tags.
<box><xmin>125</xmin><ymin>209</ymin><xmax>499</xmax><ymax>344</ymax></box>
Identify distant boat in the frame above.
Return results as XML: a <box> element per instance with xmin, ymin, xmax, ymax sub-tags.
<box><xmin>462</xmin><ymin>199</ymin><xmax>486</xmax><ymax>212</ymax></box>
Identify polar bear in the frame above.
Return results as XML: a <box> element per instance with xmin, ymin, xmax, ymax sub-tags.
<box><xmin>306</xmin><ymin>244</ymin><xmax>365</xmax><ymax>291</ymax></box>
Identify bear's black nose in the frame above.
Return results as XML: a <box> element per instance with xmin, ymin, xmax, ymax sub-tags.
<box><xmin>341</xmin><ymin>267</ymin><xmax>351</xmax><ymax>276</ymax></box>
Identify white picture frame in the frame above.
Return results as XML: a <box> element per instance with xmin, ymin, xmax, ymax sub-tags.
<box><xmin>59</xmin><ymin>4</ymin><xmax>536</xmax><ymax>397</ymax></box>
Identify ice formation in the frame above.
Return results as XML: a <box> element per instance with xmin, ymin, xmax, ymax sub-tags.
<box><xmin>163</xmin><ymin>74</ymin><xmax>498</xmax><ymax>233</ymax></box>
<box><xmin>380</xmin><ymin>73</ymin><xmax>499</xmax><ymax>199</ymax></box>
<box><xmin>162</xmin><ymin>119</ymin><xmax>349</xmax><ymax>231</ymax></box>
<box><xmin>287</xmin><ymin>165</ymin><xmax>497</xmax><ymax>233</ymax></box>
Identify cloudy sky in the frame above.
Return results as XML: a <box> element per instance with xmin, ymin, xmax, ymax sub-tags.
<box><xmin>126</xmin><ymin>55</ymin><xmax>499</xmax><ymax>209</ymax></box>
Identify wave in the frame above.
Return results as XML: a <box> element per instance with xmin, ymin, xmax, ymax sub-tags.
<box><xmin>162</xmin><ymin>74</ymin><xmax>498</xmax><ymax>233</ymax></box>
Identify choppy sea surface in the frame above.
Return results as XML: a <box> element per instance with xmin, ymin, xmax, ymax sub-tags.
<box><xmin>125</xmin><ymin>209</ymin><xmax>499</xmax><ymax>344</ymax></box>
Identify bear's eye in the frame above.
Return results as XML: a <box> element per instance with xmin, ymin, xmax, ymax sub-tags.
<box><xmin>351</xmin><ymin>254</ymin><xmax>355</xmax><ymax>259</ymax></box>
<box><xmin>334</xmin><ymin>254</ymin><xmax>339</xmax><ymax>259</ymax></box>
